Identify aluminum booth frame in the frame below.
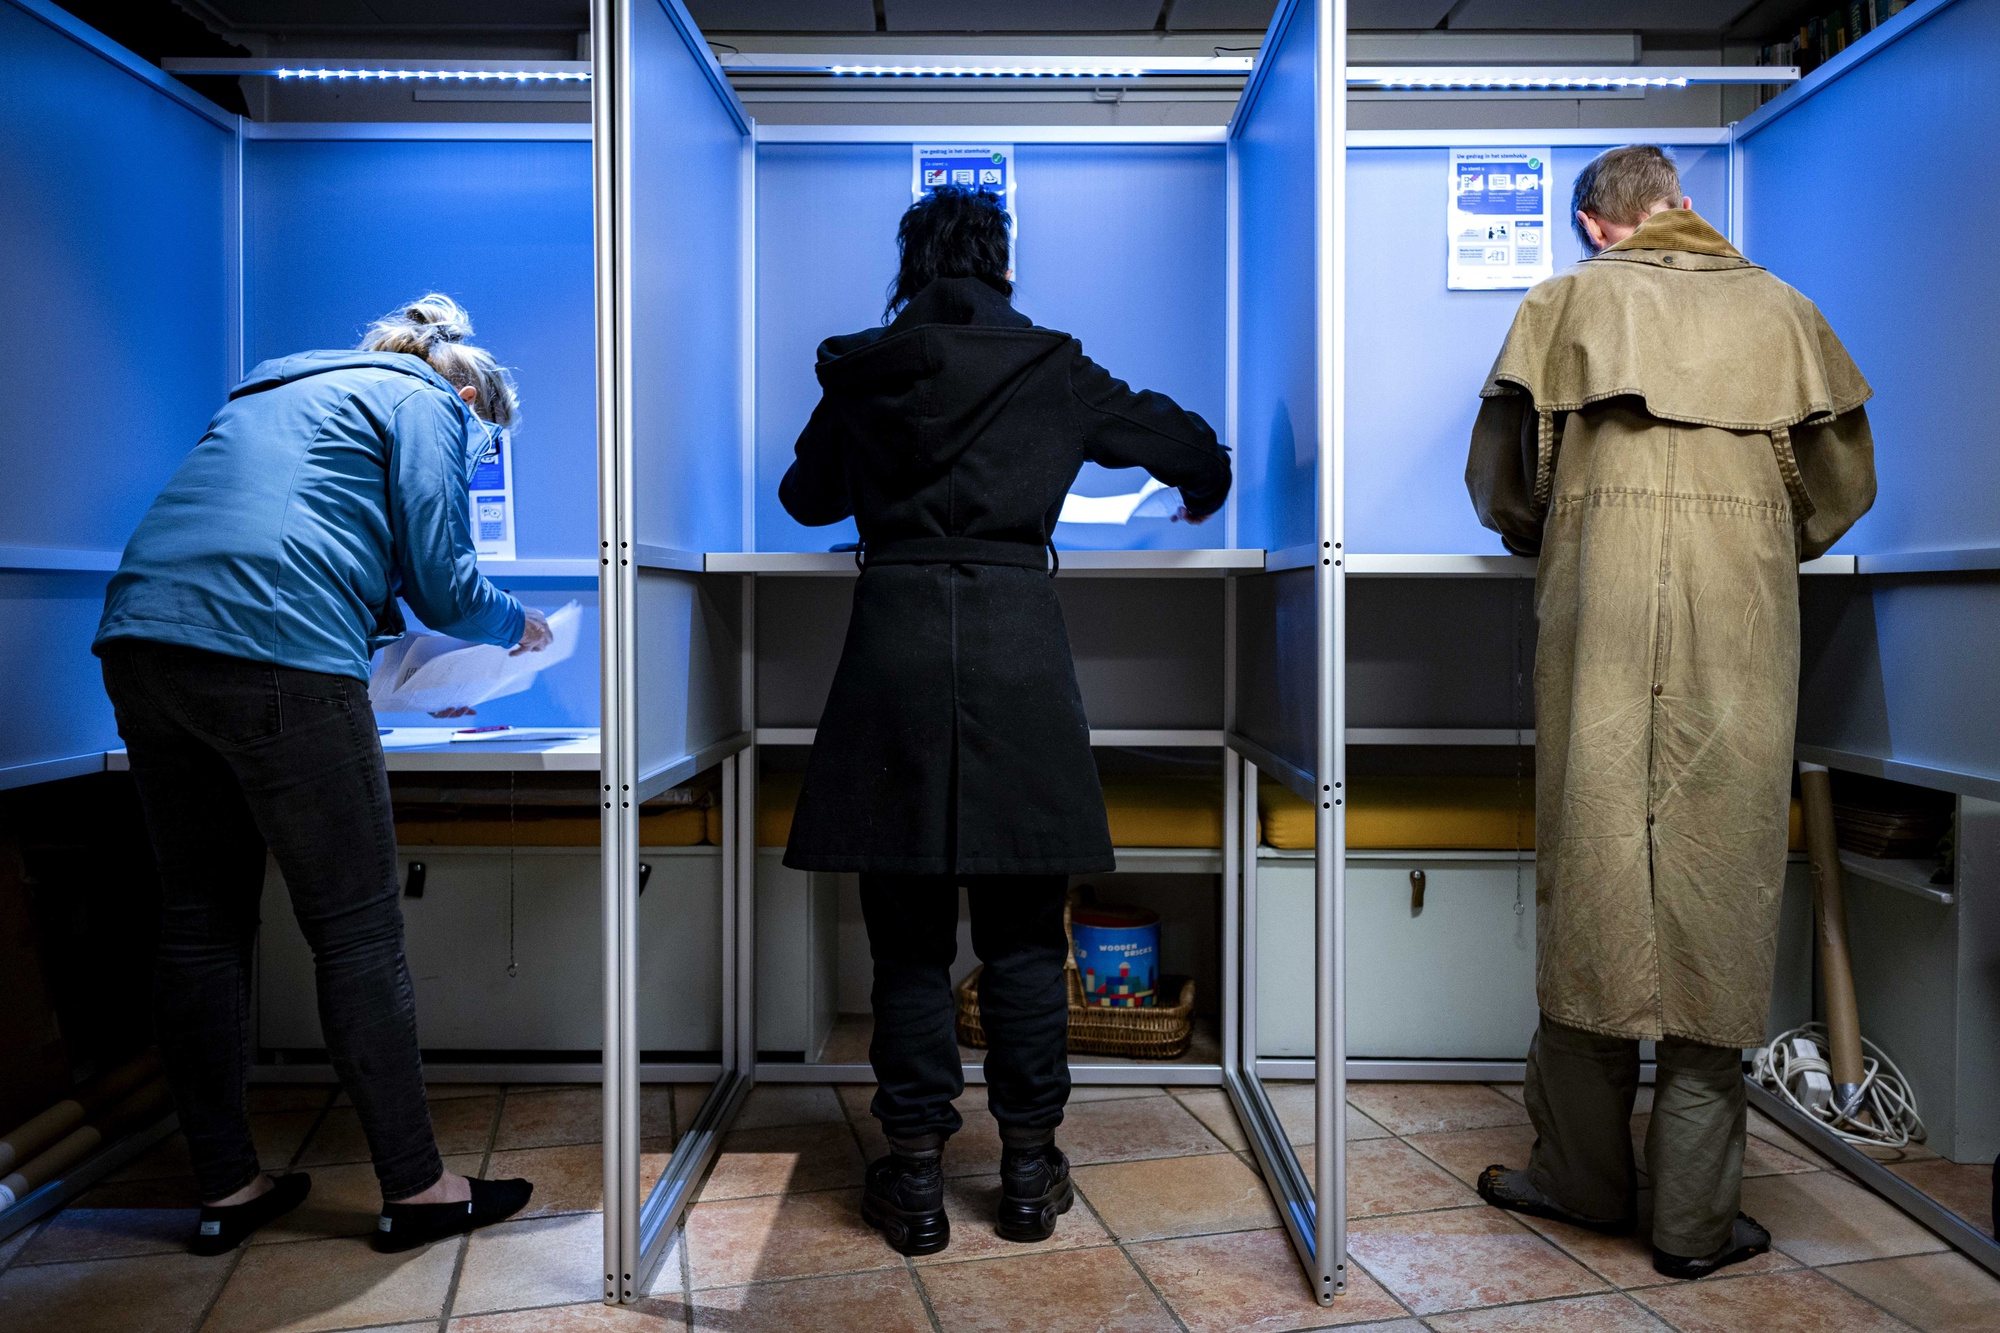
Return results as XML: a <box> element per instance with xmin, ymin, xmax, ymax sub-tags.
<box><xmin>592</xmin><ymin>0</ymin><xmax>1351</xmax><ymax>1305</ymax></box>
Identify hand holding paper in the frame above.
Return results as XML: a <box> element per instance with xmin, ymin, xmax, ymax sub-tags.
<box><xmin>370</xmin><ymin>601</ymin><xmax>581</xmax><ymax>715</ymax></box>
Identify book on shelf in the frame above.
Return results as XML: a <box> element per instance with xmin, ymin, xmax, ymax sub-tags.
<box><xmin>1752</xmin><ymin>0</ymin><xmax>1911</xmax><ymax>103</ymax></box>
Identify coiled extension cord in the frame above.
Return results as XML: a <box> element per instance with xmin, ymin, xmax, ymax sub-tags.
<box><xmin>1751</xmin><ymin>1022</ymin><xmax>1925</xmax><ymax>1149</ymax></box>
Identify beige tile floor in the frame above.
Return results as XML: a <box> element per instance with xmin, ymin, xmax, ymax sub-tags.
<box><xmin>1</xmin><ymin>1080</ymin><xmax>1994</xmax><ymax>1332</ymax></box>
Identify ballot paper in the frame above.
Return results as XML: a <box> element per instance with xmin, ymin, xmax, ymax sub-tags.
<box><xmin>1058</xmin><ymin>477</ymin><xmax>1182</xmax><ymax>525</ymax></box>
<box><xmin>369</xmin><ymin>601</ymin><xmax>581</xmax><ymax>715</ymax></box>
<box><xmin>377</xmin><ymin>726</ymin><xmax>593</xmax><ymax>750</ymax></box>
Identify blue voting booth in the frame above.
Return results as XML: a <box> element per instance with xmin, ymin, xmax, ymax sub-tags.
<box><xmin>4</xmin><ymin>0</ymin><xmax>1999</xmax><ymax>1301</ymax></box>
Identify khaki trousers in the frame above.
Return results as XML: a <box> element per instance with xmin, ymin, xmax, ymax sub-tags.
<box><xmin>1524</xmin><ymin>1015</ymin><xmax>1747</xmax><ymax>1257</ymax></box>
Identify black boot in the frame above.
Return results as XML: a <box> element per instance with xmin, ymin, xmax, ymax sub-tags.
<box><xmin>997</xmin><ymin>1142</ymin><xmax>1073</xmax><ymax>1243</ymax></box>
<box><xmin>861</xmin><ymin>1147</ymin><xmax>949</xmax><ymax>1256</ymax></box>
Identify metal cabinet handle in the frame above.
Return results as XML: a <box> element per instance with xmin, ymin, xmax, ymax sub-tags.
<box><xmin>404</xmin><ymin>861</ymin><xmax>426</xmax><ymax>899</ymax></box>
<box><xmin>1409</xmin><ymin>868</ymin><xmax>1426</xmax><ymax>915</ymax></box>
<box><xmin>638</xmin><ymin>862</ymin><xmax>653</xmax><ymax>896</ymax></box>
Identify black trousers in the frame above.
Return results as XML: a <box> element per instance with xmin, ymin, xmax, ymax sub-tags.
<box><xmin>860</xmin><ymin>873</ymin><xmax>1071</xmax><ymax>1150</ymax></box>
<box><xmin>101</xmin><ymin>642</ymin><xmax>444</xmax><ymax>1202</ymax></box>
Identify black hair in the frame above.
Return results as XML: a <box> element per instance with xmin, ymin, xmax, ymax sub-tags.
<box><xmin>884</xmin><ymin>185</ymin><xmax>1013</xmax><ymax>320</ymax></box>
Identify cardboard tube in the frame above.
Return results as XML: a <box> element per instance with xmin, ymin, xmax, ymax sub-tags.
<box><xmin>1800</xmin><ymin>763</ymin><xmax>1866</xmax><ymax>1112</ymax></box>
<box><xmin>0</xmin><ymin>1079</ymin><xmax>173</xmax><ymax>1213</ymax></box>
<box><xmin>0</xmin><ymin>1049</ymin><xmax>162</xmax><ymax>1176</ymax></box>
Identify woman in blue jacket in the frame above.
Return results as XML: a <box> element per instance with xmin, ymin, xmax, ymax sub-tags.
<box><xmin>94</xmin><ymin>296</ymin><xmax>546</xmax><ymax>1255</ymax></box>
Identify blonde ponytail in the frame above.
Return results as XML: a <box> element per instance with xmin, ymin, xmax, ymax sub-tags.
<box><xmin>360</xmin><ymin>293</ymin><xmax>520</xmax><ymax>427</ymax></box>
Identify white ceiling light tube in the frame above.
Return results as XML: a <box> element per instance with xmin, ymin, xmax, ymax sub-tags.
<box><xmin>715</xmin><ymin>52</ymin><xmax>1255</xmax><ymax>78</ymax></box>
<box><xmin>1348</xmin><ymin>65</ymin><xmax>1798</xmax><ymax>89</ymax></box>
<box><xmin>161</xmin><ymin>57</ymin><xmax>592</xmax><ymax>83</ymax></box>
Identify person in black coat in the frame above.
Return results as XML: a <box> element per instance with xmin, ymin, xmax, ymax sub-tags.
<box><xmin>779</xmin><ymin>187</ymin><xmax>1231</xmax><ymax>1256</ymax></box>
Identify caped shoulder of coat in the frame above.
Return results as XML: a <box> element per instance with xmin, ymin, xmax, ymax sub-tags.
<box><xmin>1481</xmin><ymin>209</ymin><xmax>1871</xmax><ymax>434</ymax></box>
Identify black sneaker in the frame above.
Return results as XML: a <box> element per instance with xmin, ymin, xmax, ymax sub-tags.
<box><xmin>861</xmin><ymin>1149</ymin><xmax>949</xmax><ymax>1256</ymax></box>
<box><xmin>997</xmin><ymin>1143</ymin><xmax>1073</xmax><ymax>1243</ymax></box>
<box><xmin>192</xmin><ymin>1173</ymin><xmax>311</xmax><ymax>1255</ymax></box>
<box><xmin>373</xmin><ymin>1176</ymin><xmax>533</xmax><ymax>1254</ymax></box>
<box><xmin>1653</xmin><ymin>1213</ymin><xmax>1772</xmax><ymax>1280</ymax></box>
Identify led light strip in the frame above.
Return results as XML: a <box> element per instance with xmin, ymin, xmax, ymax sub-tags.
<box><xmin>829</xmin><ymin>64</ymin><xmax>1152</xmax><ymax>78</ymax></box>
<box><xmin>1348</xmin><ymin>64</ymin><xmax>1797</xmax><ymax>89</ymax></box>
<box><xmin>1359</xmin><ymin>74</ymin><xmax>1687</xmax><ymax>89</ymax></box>
<box><xmin>275</xmin><ymin>68</ymin><xmax>590</xmax><ymax>82</ymax></box>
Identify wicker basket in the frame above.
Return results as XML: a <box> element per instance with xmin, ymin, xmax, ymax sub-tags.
<box><xmin>956</xmin><ymin>962</ymin><xmax>1195</xmax><ymax>1061</ymax></box>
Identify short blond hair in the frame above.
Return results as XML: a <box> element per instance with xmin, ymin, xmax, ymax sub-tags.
<box><xmin>1571</xmin><ymin>145</ymin><xmax>1682</xmax><ymax>250</ymax></box>
<box><xmin>360</xmin><ymin>293</ymin><xmax>520</xmax><ymax>427</ymax></box>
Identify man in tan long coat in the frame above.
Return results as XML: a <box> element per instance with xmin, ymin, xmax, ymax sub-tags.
<box><xmin>1464</xmin><ymin>145</ymin><xmax>1876</xmax><ymax>1279</ymax></box>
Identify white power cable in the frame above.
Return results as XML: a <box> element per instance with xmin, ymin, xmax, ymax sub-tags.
<box><xmin>1752</xmin><ymin>1022</ymin><xmax>1925</xmax><ymax>1149</ymax></box>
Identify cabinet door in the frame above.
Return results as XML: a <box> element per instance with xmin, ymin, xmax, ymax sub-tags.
<box><xmin>1255</xmin><ymin>858</ymin><xmax>1539</xmax><ymax>1060</ymax></box>
<box><xmin>257</xmin><ymin>851</ymin><xmax>515</xmax><ymax>1051</ymax></box>
<box><xmin>753</xmin><ymin>851</ymin><xmax>838</xmax><ymax>1058</ymax></box>
<box><xmin>260</xmin><ymin>848</ymin><xmax>729</xmax><ymax>1056</ymax></box>
<box><xmin>636</xmin><ymin>849</ymin><xmax>725</xmax><ymax>1055</ymax></box>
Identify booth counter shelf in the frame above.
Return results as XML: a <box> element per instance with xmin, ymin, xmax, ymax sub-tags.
<box><xmin>705</xmin><ymin>549</ymin><xmax>1267</xmax><ymax>576</ymax></box>
<box><xmin>1341</xmin><ymin>553</ymin><xmax>1860</xmax><ymax>576</ymax></box>
<box><xmin>106</xmin><ymin>727</ymin><xmax>603</xmax><ymax>774</ymax></box>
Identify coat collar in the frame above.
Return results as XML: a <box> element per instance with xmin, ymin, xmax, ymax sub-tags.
<box><xmin>1588</xmin><ymin>209</ymin><xmax>1754</xmax><ymax>271</ymax></box>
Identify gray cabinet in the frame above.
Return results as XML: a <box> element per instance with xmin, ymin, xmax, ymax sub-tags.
<box><xmin>257</xmin><ymin>846</ymin><xmax>724</xmax><ymax>1056</ymax></box>
<box><xmin>1256</xmin><ymin>853</ymin><xmax>1817</xmax><ymax>1061</ymax></box>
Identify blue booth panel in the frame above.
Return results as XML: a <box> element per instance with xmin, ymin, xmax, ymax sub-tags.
<box><xmin>0</xmin><ymin>2</ymin><xmax>234</xmax><ymax>556</ymax></box>
<box><xmin>1233</xmin><ymin>0</ymin><xmax>1320</xmax><ymax>560</ymax></box>
<box><xmin>245</xmin><ymin>135</ymin><xmax>597</xmax><ymax>563</ymax></box>
<box><xmin>0</xmin><ymin>1</ymin><xmax>234</xmax><ymax>782</ymax></box>
<box><xmin>1740</xmin><ymin>0</ymin><xmax>2000</xmax><ymax>556</ymax></box>
<box><xmin>753</xmin><ymin>141</ymin><xmax>1227</xmax><ymax>553</ymax></box>
<box><xmin>246</xmin><ymin>133</ymin><xmax>600</xmax><ymax>729</ymax></box>
<box><xmin>1231</xmin><ymin>0</ymin><xmax>1321</xmax><ymax>784</ymax></box>
<box><xmin>1343</xmin><ymin>141</ymin><xmax>1729</xmax><ymax>556</ymax></box>
<box><xmin>631</xmin><ymin>0</ymin><xmax>747</xmax><ymax>558</ymax></box>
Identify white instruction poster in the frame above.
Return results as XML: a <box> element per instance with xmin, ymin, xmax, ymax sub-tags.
<box><xmin>469</xmin><ymin>424</ymin><xmax>517</xmax><ymax>562</ymax></box>
<box><xmin>913</xmin><ymin>143</ymin><xmax>1017</xmax><ymax>271</ymax></box>
<box><xmin>1447</xmin><ymin>148</ymin><xmax>1553</xmax><ymax>290</ymax></box>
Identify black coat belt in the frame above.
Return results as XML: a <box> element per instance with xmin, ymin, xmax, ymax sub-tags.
<box><xmin>858</xmin><ymin>537</ymin><xmax>1053</xmax><ymax>572</ymax></box>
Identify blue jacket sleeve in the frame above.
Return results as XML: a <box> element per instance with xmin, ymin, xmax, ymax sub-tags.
<box><xmin>387</xmin><ymin>389</ymin><xmax>527</xmax><ymax>647</ymax></box>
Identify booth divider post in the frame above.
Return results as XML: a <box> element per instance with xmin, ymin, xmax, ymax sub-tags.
<box><xmin>590</xmin><ymin>0</ymin><xmax>633</xmax><ymax>1301</ymax></box>
<box><xmin>1314</xmin><ymin>0</ymin><xmax>1351</xmax><ymax>1304</ymax></box>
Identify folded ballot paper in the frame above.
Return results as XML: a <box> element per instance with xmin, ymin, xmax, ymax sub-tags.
<box><xmin>1058</xmin><ymin>477</ymin><xmax>1182</xmax><ymax>525</ymax></box>
<box><xmin>369</xmin><ymin>601</ymin><xmax>582</xmax><ymax>715</ymax></box>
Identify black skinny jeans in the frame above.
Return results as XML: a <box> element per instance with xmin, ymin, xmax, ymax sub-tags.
<box><xmin>860</xmin><ymin>874</ymin><xmax>1071</xmax><ymax>1151</ymax></box>
<box><xmin>101</xmin><ymin>642</ymin><xmax>443</xmax><ymax>1202</ymax></box>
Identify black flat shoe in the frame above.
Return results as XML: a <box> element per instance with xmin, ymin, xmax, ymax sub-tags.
<box><xmin>1477</xmin><ymin>1165</ymin><xmax>1634</xmax><ymax>1236</ymax></box>
<box><xmin>861</xmin><ymin>1149</ymin><xmax>949</xmax><ymax>1256</ymax></box>
<box><xmin>192</xmin><ymin>1173</ymin><xmax>311</xmax><ymax>1255</ymax></box>
<box><xmin>372</xmin><ymin>1176</ymin><xmax>533</xmax><ymax>1253</ymax></box>
<box><xmin>1653</xmin><ymin>1213</ymin><xmax>1771</xmax><ymax>1280</ymax></box>
<box><xmin>997</xmin><ymin>1143</ymin><xmax>1074</xmax><ymax>1243</ymax></box>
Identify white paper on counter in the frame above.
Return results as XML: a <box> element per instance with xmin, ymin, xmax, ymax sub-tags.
<box><xmin>1058</xmin><ymin>477</ymin><xmax>1181</xmax><ymax>525</ymax></box>
<box><xmin>369</xmin><ymin>601</ymin><xmax>581</xmax><ymax>715</ymax></box>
